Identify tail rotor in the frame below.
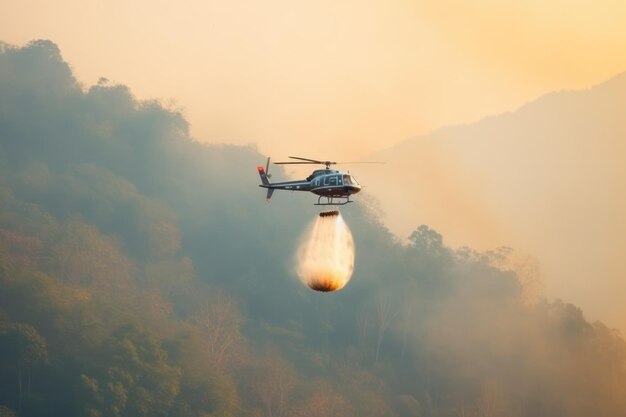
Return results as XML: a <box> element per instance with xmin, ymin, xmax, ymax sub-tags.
<box><xmin>265</xmin><ymin>157</ymin><xmax>272</xmax><ymax>179</ymax></box>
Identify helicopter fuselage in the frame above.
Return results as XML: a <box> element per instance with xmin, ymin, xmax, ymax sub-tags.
<box><xmin>258</xmin><ymin>167</ymin><xmax>361</xmax><ymax>205</ymax></box>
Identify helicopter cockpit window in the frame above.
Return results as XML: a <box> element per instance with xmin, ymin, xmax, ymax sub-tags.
<box><xmin>343</xmin><ymin>175</ymin><xmax>352</xmax><ymax>185</ymax></box>
<box><xmin>327</xmin><ymin>176</ymin><xmax>337</xmax><ymax>186</ymax></box>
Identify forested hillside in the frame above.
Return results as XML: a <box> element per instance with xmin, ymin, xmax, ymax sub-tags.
<box><xmin>1</xmin><ymin>40</ymin><xmax>625</xmax><ymax>417</ymax></box>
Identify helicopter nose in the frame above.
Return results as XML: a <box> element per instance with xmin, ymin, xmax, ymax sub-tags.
<box><xmin>345</xmin><ymin>185</ymin><xmax>361</xmax><ymax>194</ymax></box>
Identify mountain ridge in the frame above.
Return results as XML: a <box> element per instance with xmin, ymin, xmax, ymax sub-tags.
<box><xmin>375</xmin><ymin>69</ymin><xmax>626</xmax><ymax>156</ymax></box>
<box><xmin>365</xmin><ymin>68</ymin><xmax>626</xmax><ymax>332</ymax></box>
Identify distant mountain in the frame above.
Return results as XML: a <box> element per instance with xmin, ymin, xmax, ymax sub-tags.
<box><xmin>366</xmin><ymin>72</ymin><xmax>626</xmax><ymax>330</ymax></box>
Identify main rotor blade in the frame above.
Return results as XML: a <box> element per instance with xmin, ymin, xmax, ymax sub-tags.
<box><xmin>288</xmin><ymin>156</ymin><xmax>384</xmax><ymax>165</ymax></box>
<box><xmin>287</xmin><ymin>156</ymin><xmax>324</xmax><ymax>163</ymax></box>
<box><xmin>334</xmin><ymin>161</ymin><xmax>385</xmax><ymax>164</ymax></box>
<box><xmin>274</xmin><ymin>156</ymin><xmax>384</xmax><ymax>166</ymax></box>
<box><xmin>273</xmin><ymin>161</ymin><xmax>319</xmax><ymax>165</ymax></box>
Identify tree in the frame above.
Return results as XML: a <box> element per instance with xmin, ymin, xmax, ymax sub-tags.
<box><xmin>483</xmin><ymin>247</ymin><xmax>543</xmax><ymax>305</ymax></box>
<box><xmin>51</xmin><ymin>218</ymin><xmax>133</xmax><ymax>291</ymax></box>
<box><xmin>0</xmin><ymin>323</ymin><xmax>48</xmax><ymax>412</ymax></box>
<box><xmin>375</xmin><ymin>297</ymin><xmax>397</xmax><ymax>364</ymax></box>
<box><xmin>0</xmin><ymin>406</ymin><xmax>17</xmax><ymax>417</ymax></box>
<box><xmin>408</xmin><ymin>225</ymin><xmax>446</xmax><ymax>257</ymax></box>
<box><xmin>192</xmin><ymin>289</ymin><xmax>243</xmax><ymax>370</ymax></box>
<box><xmin>80</xmin><ymin>324</ymin><xmax>181</xmax><ymax>417</ymax></box>
<box><xmin>293</xmin><ymin>380</ymin><xmax>353</xmax><ymax>417</ymax></box>
<box><xmin>407</xmin><ymin>225</ymin><xmax>453</xmax><ymax>275</ymax></box>
<box><xmin>0</xmin><ymin>229</ymin><xmax>43</xmax><ymax>270</ymax></box>
<box><xmin>248</xmin><ymin>353</ymin><xmax>297</xmax><ymax>417</ymax></box>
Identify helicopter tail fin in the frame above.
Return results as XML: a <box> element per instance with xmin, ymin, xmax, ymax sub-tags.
<box><xmin>257</xmin><ymin>165</ymin><xmax>270</xmax><ymax>186</ymax></box>
<box><xmin>258</xmin><ymin>158</ymin><xmax>275</xmax><ymax>201</ymax></box>
<box><xmin>258</xmin><ymin>157</ymin><xmax>273</xmax><ymax>185</ymax></box>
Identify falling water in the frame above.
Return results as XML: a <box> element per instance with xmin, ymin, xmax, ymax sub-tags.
<box><xmin>296</xmin><ymin>211</ymin><xmax>355</xmax><ymax>292</ymax></box>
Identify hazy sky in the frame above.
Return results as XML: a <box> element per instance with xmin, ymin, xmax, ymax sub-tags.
<box><xmin>3</xmin><ymin>0</ymin><xmax>626</xmax><ymax>160</ymax></box>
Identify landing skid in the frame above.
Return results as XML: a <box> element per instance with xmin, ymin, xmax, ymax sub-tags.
<box><xmin>314</xmin><ymin>196</ymin><xmax>353</xmax><ymax>206</ymax></box>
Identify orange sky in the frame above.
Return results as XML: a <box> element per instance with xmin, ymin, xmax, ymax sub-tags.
<box><xmin>3</xmin><ymin>0</ymin><xmax>626</xmax><ymax>160</ymax></box>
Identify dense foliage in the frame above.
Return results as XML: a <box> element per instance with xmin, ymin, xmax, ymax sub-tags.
<box><xmin>1</xmin><ymin>40</ymin><xmax>625</xmax><ymax>416</ymax></box>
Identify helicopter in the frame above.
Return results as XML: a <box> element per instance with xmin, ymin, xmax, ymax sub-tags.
<box><xmin>257</xmin><ymin>156</ymin><xmax>375</xmax><ymax>206</ymax></box>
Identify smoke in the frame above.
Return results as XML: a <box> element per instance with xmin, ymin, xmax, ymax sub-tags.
<box><xmin>296</xmin><ymin>211</ymin><xmax>355</xmax><ymax>292</ymax></box>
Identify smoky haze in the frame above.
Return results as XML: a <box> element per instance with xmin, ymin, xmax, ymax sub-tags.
<box><xmin>0</xmin><ymin>40</ymin><xmax>625</xmax><ymax>417</ymax></box>
<box><xmin>363</xmin><ymin>74</ymin><xmax>626</xmax><ymax>333</ymax></box>
<box><xmin>4</xmin><ymin>0</ymin><xmax>626</xmax><ymax>161</ymax></box>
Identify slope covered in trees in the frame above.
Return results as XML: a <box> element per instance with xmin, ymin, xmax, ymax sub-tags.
<box><xmin>0</xmin><ymin>40</ymin><xmax>625</xmax><ymax>417</ymax></box>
